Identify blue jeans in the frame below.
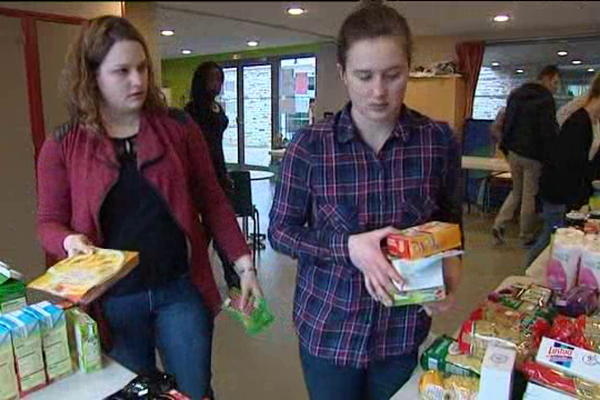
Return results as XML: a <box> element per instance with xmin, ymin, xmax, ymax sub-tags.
<box><xmin>299</xmin><ymin>345</ymin><xmax>418</xmax><ymax>400</ymax></box>
<box><xmin>103</xmin><ymin>275</ymin><xmax>214</xmax><ymax>400</ymax></box>
<box><xmin>525</xmin><ymin>200</ymin><xmax>567</xmax><ymax>267</ymax></box>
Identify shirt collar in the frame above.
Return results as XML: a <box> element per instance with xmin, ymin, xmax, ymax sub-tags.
<box><xmin>334</xmin><ymin>102</ymin><xmax>414</xmax><ymax>144</ymax></box>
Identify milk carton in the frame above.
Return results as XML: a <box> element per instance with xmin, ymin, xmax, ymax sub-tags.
<box><xmin>0</xmin><ymin>310</ymin><xmax>47</xmax><ymax>395</ymax></box>
<box><xmin>24</xmin><ymin>301</ymin><xmax>72</xmax><ymax>381</ymax></box>
<box><xmin>0</xmin><ymin>324</ymin><xmax>19</xmax><ymax>400</ymax></box>
<box><xmin>478</xmin><ymin>345</ymin><xmax>516</xmax><ymax>400</ymax></box>
<box><xmin>66</xmin><ymin>307</ymin><xmax>102</xmax><ymax>373</ymax></box>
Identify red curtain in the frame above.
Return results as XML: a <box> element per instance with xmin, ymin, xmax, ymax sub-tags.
<box><xmin>456</xmin><ymin>41</ymin><xmax>485</xmax><ymax>119</ymax></box>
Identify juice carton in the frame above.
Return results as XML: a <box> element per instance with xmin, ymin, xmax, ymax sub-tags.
<box><xmin>0</xmin><ymin>262</ymin><xmax>25</xmax><ymax>315</ymax></box>
<box><xmin>24</xmin><ymin>301</ymin><xmax>72</xmax><ymax>381</ymax></box>
<box><xmin>0</xmin><ymin>310</ymin><xmax>47</xmax><ymax>395</ymax></box>
<box><xmin>0</xmin><ymin>323</ymin><xmax>19</xmax><ymax>400</ymax></box>
<box><xmin>65</xmin><ymin>307</ymin><xmax>102</xmax><ymax>373</ymax></box>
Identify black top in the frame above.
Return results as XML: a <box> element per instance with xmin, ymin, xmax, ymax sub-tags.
<box><xmin>502</xmin><ymin>82</ymin><xmax>559</xmax><ymax>161</ymax></box>
<box><xmin>100</xmin><ymin>136</ymin><xmax>188</xmax><ymax>296</ymax></box>
<box><xmin>539</xmin><ymin>108</ymin><xmax>600</xmax><ymax>209</ymax></box>
<box><xmin>185</xmin><ymin>101</ymin><xmax>230</xmax><ymax>193</ymax></box>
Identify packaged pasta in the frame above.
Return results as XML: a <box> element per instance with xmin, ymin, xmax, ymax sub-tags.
<box><xmin>420</xmin><ymin>335</ymin><xmax>482</xmax><ymax>377</ymax></box>
<box><xmin>419</xmin><ymin>370</ymin><xmax>479</xmax><ymax>400</ymax></box>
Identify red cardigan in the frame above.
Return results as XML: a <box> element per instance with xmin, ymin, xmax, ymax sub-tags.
<box><xmin>36</xmin><ymin>108</ymin><xmax>250</xmax><ymax>324</ymax></box>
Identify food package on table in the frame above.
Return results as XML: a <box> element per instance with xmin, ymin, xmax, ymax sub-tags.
<box><xmin>555</xmin><ymin>286</ymin><xmax>600</xmax><ymax>318</ymax></box>
<box><xmin>386</xmin><ymin>221</ymin><xmax>461</xmax><ymax>259</ymax></box>
<box><xmin>548</xmin><ymin>228</ymin><xmax>584</xmax><ymax>294</ymax></box>
<box><xmin>579</xmin><ymin>314</ymin><xmax>600</xmax><ymax>353</ymax></box>
<box><xmin>419</xmin><ymin>370</ymin><xmax>479</xmax><ymax>400</ymax></box>
<box><xmin>579</xmin><ymin>239</ymin><xmax>600</xmax><ymax>290</ymax></box>
<box><xmin>546</xmin><ymin>315</ymin><xmax>595</xmax><ymax>351</ymax></box>
<box><xmin>489</xmin><ymin>282</ymin><xmax>553</xmax><ymax>309</ymax></box>
<box><xmin>420</xmin><ymin>335</ymin><xmax>482</xmax><ymax>377</ymax></box>
<box><xmin>522</xmin><ymin>360</ymin><xmax>598</xmax><ymax>399</ymax></box>
<box><xmin>0</xmin><ymin>323</ymin><xmax>19</xmax><ymax>400</ymax></box>
<box><xmin>537</xmin><ymin>337</ymin><xmax>600</xmax><ymax>386</ymax></box>
<box><xmin>65</xmin><ymin>307</ymin><xmax>102</xmax><ymax>373</ymax></box>
<box><xmin>222</xmin><ymin>288</ymin><xmax>275</xmax><ymax>337</ymax></box>
<box><xmin>0</xmin><ymin>261</ymin><xmax>26</xmax><ymax>314</ymax></box>
<box><xmin>457</xmin><ymin>301</ymin><xmax>553</xmax><ymax>364</ymax></box>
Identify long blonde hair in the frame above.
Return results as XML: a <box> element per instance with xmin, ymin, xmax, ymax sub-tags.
<box><xmin>59</xmin><ymin>15</ymin><xmax>166</xmax><ymax>135</ymax></box>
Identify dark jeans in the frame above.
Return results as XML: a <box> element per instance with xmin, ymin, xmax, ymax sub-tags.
<box><xmin>299</xmin><ymin>345</ymin><xmax>418</xmax><ymax>400</ymax></box>
<box><xmin>103</xmin><ymin>275</ymin><xmax>214</xmax><ymax>400</ymax></box>
<box><xmin>525</xmin><ymin>200</ymin><xmax>567</xmax><ymax>267</ymax></box>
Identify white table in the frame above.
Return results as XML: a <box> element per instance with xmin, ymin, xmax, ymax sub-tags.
<box><xmin>27</xmin><ymin>357</ymin><xmax>136</xmax><ymax>399</ymax></box>
<box><xmin>461</xmin><ymin>156</ymin><xmax>510</xmax><ymax>172</ymax></box>
<box><xmin>391</xmin><ymin>274</ymin><xmax>538</xmax><ymax>399</ymax></box>
<box><xmin>526</xmin><ymin>245</ymin><xmax>550</xmax><ymax>284</ymax></box>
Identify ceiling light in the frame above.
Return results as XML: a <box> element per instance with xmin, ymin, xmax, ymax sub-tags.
<box><xmin>491</xmin><ymin>62</ymin><xmax>500</xmax><ymax>67</ymax></box>
<box><xmin>588</xmin><ymin>68</ymin><xmax>596</xmax><ymax>72</ymax></box>
<box><xmin>557</xmin><ymin>51</ymin><xmax>568</xmax><ymax>57</ymax></box>
<box><xmin>181</xmin><ymin>49</ymin><xmax>192</xmax><ymax>55</ymax></box>
<box><xmin>160</xmin><ymin>30</ymin><xmax>174</xmax><ymax>36</ymax></box>
<box><xmin>286</xmin><ymin>7</ymin><xmax>306</xmax><ymax>16</ymax></box>
<box><xmin>493</xmin><ymin>14</ymin><xmax>510</xmax><ymax>22</ymax></box>
<box><xmin>572</xmin><ymin>60</ymin><xmax>583</xmax><ymax>65</ymax></box>
<box><xmin>247</xmin><ymin>40</ymin><xmax>259</xmax><ymax>47</ymax></box>
<box><xmin>515</xmin><ymin>69</ymin><xmax>524</xmax><ymax>74</ymax></box>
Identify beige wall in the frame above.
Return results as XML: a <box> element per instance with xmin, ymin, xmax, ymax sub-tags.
<box><xmin>413</xmin><ymin>35</ymin><xmax>465</xmax><ymax>68</ymax></box>
<box><xmin>0</xmin><ymin>1</ymin><xmax>122</xmax><ymax>18</ymax></box>
<box><xmin>315</xmin><ymin>41</ymin><xmax>348</xmax><ymax>120</ymax></box>
<box><xmin>125</xmin><ymin>2</ymin><xmax>161</xmax><ymax>87</ymax></box>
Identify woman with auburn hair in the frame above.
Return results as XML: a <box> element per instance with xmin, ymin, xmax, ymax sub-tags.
<box><xmin>527</xmin><ymin>72</ymin><xmax>600</xmax><ymax>266</ymax></box>
<box><xmin>37</xmin><ymin>15</ymin><xmax>263</xmax><ymax>399</ymax></box>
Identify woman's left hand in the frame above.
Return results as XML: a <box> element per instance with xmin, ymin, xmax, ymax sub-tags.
<box><xmin>234</xmin><ymin>254</ymin><xmax>264</xmax><ymax>311</ymax></box>
<box><xmin>240</xmin><ymin>269</ymin><xmax>264</xmax><ymax>311</ymax></box>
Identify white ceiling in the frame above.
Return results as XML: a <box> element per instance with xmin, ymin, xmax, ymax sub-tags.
<box><xmin>156</xmin><ymin>1</ymin><xmax>600</xmax><ymax>60</ymax></box>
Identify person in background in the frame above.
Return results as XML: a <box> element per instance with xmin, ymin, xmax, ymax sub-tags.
<box><xmin>268</xmin><ymin>4</ymin><xmax>462</xmax><ymax>399</ymax></box>
<box><xmin>526</xmin><ymin>72</ymin><xmax>600</xmax><ymax>266</ymax></box>
<box><xmin>308</xmin><ymin>97</ymin><xmax>316</xmax><ymax>125</ymax></box>
<box><xmin>36</xmin><ymin>16</ymin><xmax>263</xmax><ymax>399</ymax></box>
<box><xmin>492</xmin><ymin>65</ymin><xmax>561</xmax><ymax>247</ymax></box>
<box><xmin>185</xmin><ymin>61</ymin><xmax>241</xmax><ymax>290</ymax></box>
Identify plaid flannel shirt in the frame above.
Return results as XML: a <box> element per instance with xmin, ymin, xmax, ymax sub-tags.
<box><xmin>268</xmin><ymin>102</ymin><xmax>462</xmax><ymax>368</ymax></box>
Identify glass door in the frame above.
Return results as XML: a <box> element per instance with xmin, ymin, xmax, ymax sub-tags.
<box><xmin>219</xmin><ymin>67</ymin><xmax>238</xmax><ymax>164</ymax></box>
<box><xmin>242</xmin><ymin>64</ymin><xmax>272</xmax><ymax>168</ymax></box>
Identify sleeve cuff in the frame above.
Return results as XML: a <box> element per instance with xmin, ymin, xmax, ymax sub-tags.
<box><xmin>330</xmin><ymin>231</ymin><xmax>352</xmax><ymax>267</ymax></box>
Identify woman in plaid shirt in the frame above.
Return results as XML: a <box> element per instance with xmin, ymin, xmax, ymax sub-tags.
<box><xmin>268</xmin><ymin>4</ymin><xmax>462</xmax><ymax>400</ymax></box>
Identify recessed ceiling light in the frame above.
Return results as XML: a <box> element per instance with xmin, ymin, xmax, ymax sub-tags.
<box><xmin>181</xmin><ymin>49</ymin><xmax>192</xmax><ymax>55</ymax></box>
<box><xmin>160</xmin><ymin>30</ymin><xmax>174</xmax><ymax>36</ymax></box>
<box><xmin>491</xmin><ymin>62</ymin><xmax>500</xmax><ymax>67</ymax></box>
<box><xmin>247</xmin><ymin>40</ymin><xmax>259</xmax><ymax>47</ymax></box>
<box><xmin>516</xmin><ymin>69</ymin><xmax>524</xmax><ymax>74</ymax></box>
<box><xmin>286</xmin><ymin>7</ymin><xmax>306</xmax><ymax>16</ymax></box>
<box><xmin>588</xmin><ymin>68</ymin><xmax>596</xmax><ymax>72</ymax></box>
<box><xmin>557</xmin><ymin>51</ymin><xmax>568</xmax><ymax>57</ymax></box>
<box><xmin>493</xmin><ymin>14</ymin><xmax>510</xmax><ymax>22</ymax></box>
<box><xmin>572</xmin><ymin>60</ymin><xmax>583</xmax><ymax>65</ymax></box>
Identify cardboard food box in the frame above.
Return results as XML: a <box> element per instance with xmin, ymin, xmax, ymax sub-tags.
<box><xmin>0</xmin><ymin>323</ymin><xmax>19</xmax><ymax>400</ymax></box>
<box><xmin>24</xmin><ymin>301</ymin><xmax>72</xmax><ymax>382</ymax></box>
<box><xmin>389</xmin><ymin>253</ymin><xmax>447</xmax><ymax>306</ymax></box>
<box><xmin>420</xmin><ymin>334</ymin><xmax>482</xmax><ymax>377</ymax></box>
<box><xmin>386</xmin><ymin>221</ymin><xmax>461</xmax><ymax>259</ymax></box>
<box><xmin>28</xmin><ymin>249</ymin><xmax>139</xmax><ymax>305</ymax></box>
<box><xmin>478</xmin><ymin>345</ymin><xmax>516</xmax><ymax>400</ymax></box>
<box><xmin>66</xmin><ymin>307</ymin><xmax>102</xmax><ymax>373</ymax></box>
<box><xmin>0</xmin><ymin>262</ymin><xmax>26</xmax><ymax>315</ymax></box>
<box><xmin>537</xmin><ymin>337</ymin><xmax>600</xmax><ymax>385</ymax></box>
<box><xmin>523</xmin><ymin>382</ymin><xmax>577</xmax><ymax>400</ymax></box>
<box><xmin>0</xmin><ymin>310</ymin><xmax>47</xmax><ymax>395</ymax></box>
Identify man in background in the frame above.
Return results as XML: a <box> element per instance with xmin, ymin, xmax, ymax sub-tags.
<box><xmin>492</xmin><ymin>65</ymin><xmax>561</xmax><ymax>247</ymax></box>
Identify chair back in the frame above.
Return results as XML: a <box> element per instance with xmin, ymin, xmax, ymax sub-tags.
<box><xmin>228</xmin><ymin>170</ymin><xmax>254</xmax><ymax>217</ymax></box>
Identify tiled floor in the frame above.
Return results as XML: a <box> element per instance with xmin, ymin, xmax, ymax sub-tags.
<box><xmin>209</xmin><ymin>179</ymin><xmax>530</xmax><ymax>399</ymax></box>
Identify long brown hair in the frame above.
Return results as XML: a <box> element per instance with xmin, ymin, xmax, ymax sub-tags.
<box><xmin>59</xmin><ymin>15</ymin><xmax>166</xmax><ymax>135</ymax></box>
<box><xmin>587</xmin><ymin>71</ymin><xmax>600</xmax><ymax>103</ymax></box>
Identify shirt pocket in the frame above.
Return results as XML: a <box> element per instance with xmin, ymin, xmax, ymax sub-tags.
<box><xmin>316</xmin><ymin>200</ymin><xmax>360</xmax><ymax>234</ymax></box>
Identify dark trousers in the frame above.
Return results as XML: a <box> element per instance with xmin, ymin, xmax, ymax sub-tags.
<box><xmin>299</xmin><ymin>345</ymin><xmax>418</xmax><ymax>400</ymax></box>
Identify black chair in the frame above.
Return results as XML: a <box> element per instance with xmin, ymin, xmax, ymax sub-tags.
<box><xmin>228</xmin><ymin>170</ymin><xmax>261</xmax><ymax>265</ymax></box>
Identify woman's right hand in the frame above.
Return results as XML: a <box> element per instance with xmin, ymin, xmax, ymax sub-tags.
<box><xmin>348</xmin><ymin>226</ymin><xmax>405</xmax><ymax>307</ymax></box>
<box><xmin>63</xmin><ymin>234</ymin><xmax>94</xmax><ymax>257</ymax></box>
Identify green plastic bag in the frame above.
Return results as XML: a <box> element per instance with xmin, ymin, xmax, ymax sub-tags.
<box><xmin>222</xmin><ymin>289</ymin><xmax>275</xmax><ymax>337</ymax></box>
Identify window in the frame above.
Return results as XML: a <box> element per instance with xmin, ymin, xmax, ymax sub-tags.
<box><xmin>472</xmin><ymin>37</ymin><xmax>600</xmax><ymax>120</ymax></box>
<box><xmin>279</xmin><ymin>56</ymin><xmax>316</xmax><ymax>144</ymax></box>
